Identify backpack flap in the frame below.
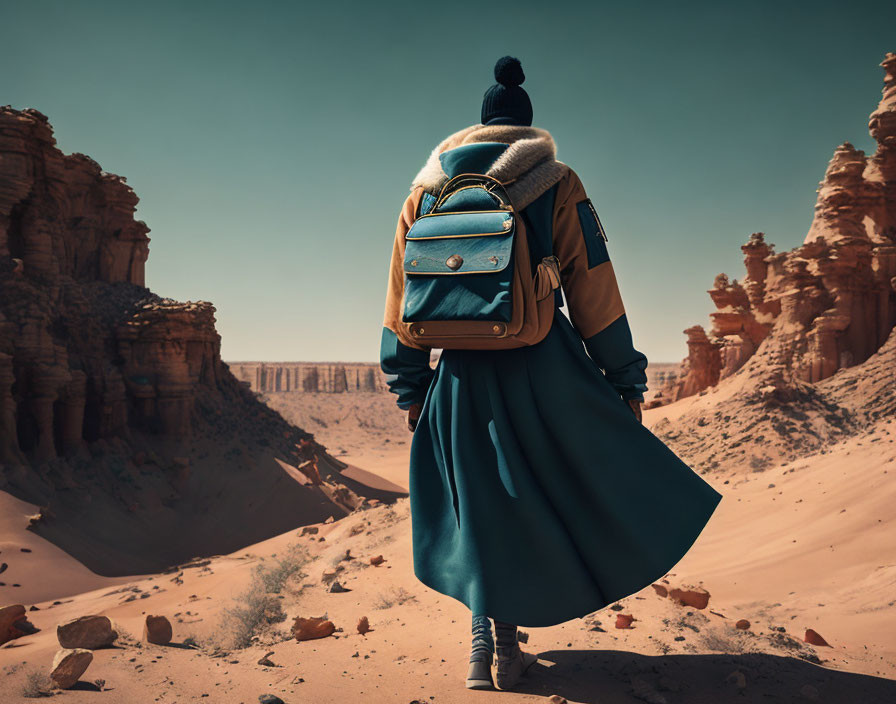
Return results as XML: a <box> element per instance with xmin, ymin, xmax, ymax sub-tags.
<box><xmin>401</xmin><ymin>210</ymin><xmax>516</xmax><ymax>323</ymax></box>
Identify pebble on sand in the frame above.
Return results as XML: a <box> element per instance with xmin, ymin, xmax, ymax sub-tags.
<box><xmin>615</xmin><ymin>613</ymin><xmax>635</xmax><ymax>629</ymax></box>
<box><xmin>292</xmin><ymin>616</ymin><xmax>336</xmax><ymax>641</ymax></box>
<box><xmin>668</xmin><ymin>585</ymin><xmax>710</xmax><ymax>610</ymax></box>
<box><xmin>804</xmin><ymin>628</ymin><xmax>831</xmax><ymax>646</ymax></box>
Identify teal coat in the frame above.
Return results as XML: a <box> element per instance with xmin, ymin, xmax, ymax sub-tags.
<box><xmin>380</xmin><ymin>135</ymin><xmax>722</xmax><ymax>627</ymax></box>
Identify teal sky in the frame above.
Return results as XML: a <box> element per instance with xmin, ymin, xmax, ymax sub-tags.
<box><xmin>2</xmin><ymin>1</ymin><xmax>894</xmax><ymax>363</ymax></box>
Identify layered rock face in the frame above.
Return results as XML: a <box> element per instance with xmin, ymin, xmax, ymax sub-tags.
<box><xmin>651</xmin><ymin>54</ymin><xmax>896</xmax><ymax>407</ymax></box>
<box><xmin>229</xmin><ymin>362</ymin><xmax>387</xmax><ymax>394</ymax></box>
<box><xmin>0</xmin><ymin>107</ymin><xmax>402</xmax><ymax>573</ymax></box>
<box><xmin>0</xmin><ymin>107</ymin><xmax>225</xmax><ymax>462</ymax></box>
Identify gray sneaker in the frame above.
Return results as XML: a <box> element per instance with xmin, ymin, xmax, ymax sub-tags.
<box><xmin>494</xmin><ymin>644</ymin><xmax>538</xmax><ymax>690</ymax></box>
<box><xmin>465</xmin><ymin>653</ymin><xmax>494</xmax><ymax>690</ymax></box>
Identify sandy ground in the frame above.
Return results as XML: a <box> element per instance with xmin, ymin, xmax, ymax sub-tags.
<box><xmin>1</xmin><ymin>389</ymin><xmax>895</xmax><ymax>703</ymax></box>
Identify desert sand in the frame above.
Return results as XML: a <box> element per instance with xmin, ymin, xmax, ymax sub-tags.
<box><xmin>2</xmin><ymin>370</ymin><xmax>895</xmax><ymax>703</ymax></box>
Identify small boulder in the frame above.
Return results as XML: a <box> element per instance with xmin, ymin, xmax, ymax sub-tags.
<box><xmin>144</xmin><ymin>614</ymin><xmax>173</xmax><ymax>645</ymax></box>
<box><xmin>357</xmin><ymin>616</ymin><xmax>370</xmax><ymax>635</ymax></box>
<box><xmin>300</xmin><ymin>525</ymin><xmax>319</xmax><ymax>536</ymax></box>
<box><xmin>258</xmin><ymin>695</ymin><xmax>285</xmax><ymax>704</ymax></box>
<box><xmin>328</xmin><ymin>581</ymin><xmax>350</xmax><ymax>593</ymax></box>
<box><xmin>0</xmin><ymin>604</ymin><xmax>32</xmax><ymax>645</ymax></box>
<box><xmin>548</xmin><ymin>696</ymin><xmax>568</xmax><ymax>704</ymax></box>
<box><xmin>651</xmin><ymin>583</ymin><xmax>668</xmax><ymax>597</ymax></box>
<box><xmin>370</xmin><ymin>554</ymin><xmax>385</xmax><ymax>566</ymax></box>
<box><xmin>292</xmin><ymin>616</ymin><xmax>335</xmax><ymax>641</ymax></box>
<box><xmin>804</xmin><ymin>628</ymin><xmax>830</xmax><ymax>646</ymax></box>
<box><xmin>57</xmin><ymin>614</ymin><xmax>118</xmax><ymax>649</ymax></box>
<box><xmin>615</xmin><ymin>613</ymin><xmax>635</xmax><ymax>629</ymax></box>
<box><xmin>257</xmin><ymin>651</ymin><xmax>279</xmax><ymax>667</ymax></box>
<box><xmin>50</xmin><ymin>648</ymin><xmax>93</xmax><ymax>689</ymax></box>
<box><xmin>735</xmin><ymin>619</ymin><xmax>750</xmax><ymax>630</ymax></box>
<box><xmin>668</xmin><ymin>585</ymin><xmax>710</xmax><ymax>609</ymax></box>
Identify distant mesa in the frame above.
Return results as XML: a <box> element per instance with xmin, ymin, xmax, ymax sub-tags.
<box><xmin>650</xmin><ymin>53</ymin><xmax>896</xmax><ymax>407</ymax></box>
<box><xmin>228</xmin><ymin>361</ymin><xmax>386</xmax><ymax>394</ymax></box>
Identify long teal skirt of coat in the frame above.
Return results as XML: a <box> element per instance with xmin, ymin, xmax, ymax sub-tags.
<box><xmin>407</xmin><ymin>310</ymin><xmax>723</xmax><ymax>628</ymax></box>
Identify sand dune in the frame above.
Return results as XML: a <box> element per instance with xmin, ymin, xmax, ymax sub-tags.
<box><xmin>2</xmin><ymin>381</ymin><xmax>894</xmax><ymax>702</ymax></box>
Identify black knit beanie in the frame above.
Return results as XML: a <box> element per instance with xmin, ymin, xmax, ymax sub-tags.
<box><xmin>481</xmin><ymin>56</ymin><xmax>533</xmax><ymax>126</ymax></box>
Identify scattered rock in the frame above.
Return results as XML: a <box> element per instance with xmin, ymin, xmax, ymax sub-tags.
<box><xmin>257</xmin><ymin>651</ymin><xmax>279</xmax><ymax>667</ymax></box>
<box><xmin>357</xmin><ymin>616</ymin><xmax>370</xmax><ymax>635</ymax></box>
<box><xmin>328</xmin><ymin>581</ymin><xmax>350</xmax><ymax>593</ymax></box>
<box><xmin>143</xmin><ymin>614</ymin><xmax>173</xmax><ymax>645</ymax></box>
<box><xmin>651</xmin><ymin>583</ymin><xmax>668</xmax><ymax>597</ymax></box>
<box><xmin>0</xmin><ymin>604</ymin><xmax>34</xmax><ymax>645</ymax></box>
<box><xmin>615</xmin><ymin>614</ymin><xmax>635</xmax><ymax>629</ymax></box>
<box><xmin>735</xmin><ymin>619</ymin><xmax>750</xmax><ymax>630</ymax></box>
<box><xmin>324</xmin><ymin>516</ymin><xmax>335</xmax><ymax>524</ymax></box>
<box><xmin>50</xmin><ymin>648</ymin><xmax>93</xmax><ymax>689</ymax></box>
<box><xmin>548</xmin><ymin>696</ymin><xmax>567</xmax><ymax>703</ymax></box>
<box><xmin>292</xmin><ymin>616</ymin><xmax>336</xmax><ymax>641</ymax></box>
<box><xmin>804</xmin><ymin>628</ymin><xmax>830</xmax><ymax>646</ymax></box>
<box><xmin>57</xmin><ymin>614</ymin><xmax>118</xmax><ymax>649</ymax></box>
<box><xmin>668</xmin><ymin>585</ymin><xmax>710</xmax><ymax>609</ymax></box>
<box><xmin>259</xmin><ymin>695</ymin><xmax>285</xmax><ymax>704</ymax></box>
<box><xmin>300</xmin><ymin>526</ymin><xmax>319</xmax><ymax>536</ymax></box>
<box><xmin>370</xmin><ymin>554</ymin><xmax>385</xmax><ymax>566</ymax></box>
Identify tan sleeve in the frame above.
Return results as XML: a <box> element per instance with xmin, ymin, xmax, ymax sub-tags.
<box><xmin>551</xmin><ymin>168</ymin><xmax>627</xmax><ymax>339</ymax></box>
<box><xmin>382</xmin><ymin>186</ymin><xmax>428</xmax><ymax>351</ymax></box>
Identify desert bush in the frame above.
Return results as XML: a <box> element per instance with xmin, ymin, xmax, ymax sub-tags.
<box><xmin>209</xmin><ymin>544</ymin><xmax>307</xmax><ymax>649</ymax></box>
<box><xmin>256</xmin><ymin>544</ymin><xmax>309</xmax><ymax>594</ymax></box>
<box><xmin>22</xmin><ymin>670</ymin><xmax>53</xmax><ymax>698</ymax></box>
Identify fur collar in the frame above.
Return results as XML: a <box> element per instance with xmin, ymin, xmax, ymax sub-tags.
<box><xmin>411</xmin><ymin>124</ymin><xmax>569</xmax><ymax>209</ymax></box>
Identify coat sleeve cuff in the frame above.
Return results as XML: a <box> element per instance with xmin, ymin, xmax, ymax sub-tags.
<box><xmin>380</xmin><ymin>326</ymin><xmax>435</xmax><ymax>409</ymax></box>
<box><xmin>582</xmin><ymin>313</ymin><xmax>649</xmax><ymax>401</ymax></box>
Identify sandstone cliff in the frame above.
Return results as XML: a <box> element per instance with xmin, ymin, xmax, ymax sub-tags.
<box><xmin>0</xmin><ymin>107</ymin><xmax>403</xmax><ymax>575</ymax></box>
<box><xmin>651</xmin><ymin>53</ymin><xmax>896</xmax><ymax>406</ymax></box>
<box><xmin>228</xmin><ymin>361</ymin><xmax>387</xmax><ymax>394</ymax></box>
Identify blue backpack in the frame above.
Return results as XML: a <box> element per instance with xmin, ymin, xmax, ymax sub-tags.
<box><xmin>394</xmin><ymin>171</ymin><xmax>561</xmax><ymax>350</ymax></box>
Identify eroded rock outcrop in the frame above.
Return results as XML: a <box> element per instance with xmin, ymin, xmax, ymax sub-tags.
<box><xmin>0</xmin><ymin>107</ymin><xmax>405</xmax><ymax>576</ymax></box>
<box><xmin>651</xmin><ymin>54</ymin><xmax>896</xmax><ymax>406</ymax></box>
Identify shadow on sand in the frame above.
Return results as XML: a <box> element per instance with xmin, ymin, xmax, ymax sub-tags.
<box><xmin>511</xmin><ymin>649</ymin><xmax>894</xmax><ymax>703</ymax></box>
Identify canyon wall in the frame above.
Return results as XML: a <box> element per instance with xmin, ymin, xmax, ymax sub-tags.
<box><xmin>650</xmin><ymin>53</ymin><xmax>896</xmax><ymax>407</ymax></box>
<box><xmin>228</xmin><ymin>361</ymin><xmax>387</xmax><ymax>394</ymax></box>
<box><xmin>0</xmin><ymin>107</ymin><xmax>402</xmax><ymax>573</ymax></box>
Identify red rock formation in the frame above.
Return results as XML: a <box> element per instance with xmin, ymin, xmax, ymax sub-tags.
<box><xmin>0</xmin><ymin>106</ymin><xmax>407</xmax><ymax>575</ymax></box>
<box><xmin>0</xmin><ymin>106</ymin><xmax>302</xmax><ymax>461</ymax></box>
<box><xmin>651</xmin><ymin>54</ymin><xmax>896</xmax><ymax>406</ymax></box>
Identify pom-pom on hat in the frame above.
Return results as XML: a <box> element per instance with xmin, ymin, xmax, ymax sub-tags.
<box><xmin>481</xmin><ymin>56</ymin><xmax>533</xmax><ymax>126</ymax></box>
